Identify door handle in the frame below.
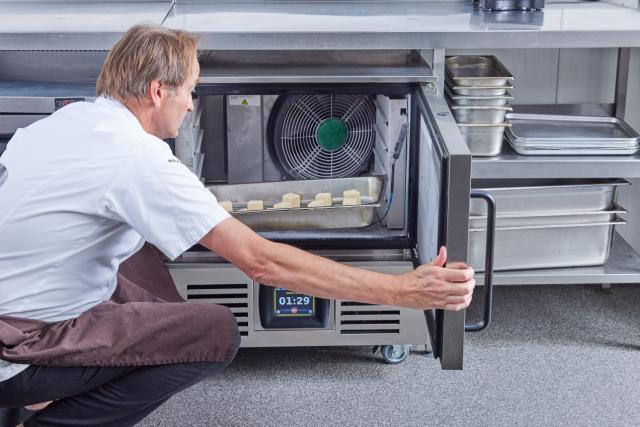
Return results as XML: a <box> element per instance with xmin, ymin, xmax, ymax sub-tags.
<box><xmin>465</xmin><ymin>190</ymin><xmax>496</xmax><ymax>332</ymax></box>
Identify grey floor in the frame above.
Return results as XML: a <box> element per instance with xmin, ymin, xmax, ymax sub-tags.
<box><xmin>140</xmin><ymin>284</ymin><xmax>640</xmax><ymax>427</ymax></box>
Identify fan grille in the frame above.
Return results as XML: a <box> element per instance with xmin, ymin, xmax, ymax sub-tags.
<box><xmin>274</xmin><ymin>94</ymin><xmax>376</xmax><ymax>179</ymax></box>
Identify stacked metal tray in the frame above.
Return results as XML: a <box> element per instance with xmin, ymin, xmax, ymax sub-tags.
<box><xmin>445</xmin><ymin>55</ymin><xmax>514</xmax><ymax>156</ymax></box>
<box><xmin>468</xmin><ymin>179</ymin><xmax>629</xmax><ymax>271</ymax></box>
<box><xmin>505</xmin><ymin>113</ymin><xmax>640</xmax><ymax>155</ymax></box>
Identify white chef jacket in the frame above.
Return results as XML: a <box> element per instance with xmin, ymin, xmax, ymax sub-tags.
<box><xmin>0</xmin><ymin>97</ymin><xmax>230</xmax><ymax>381</ymax></box>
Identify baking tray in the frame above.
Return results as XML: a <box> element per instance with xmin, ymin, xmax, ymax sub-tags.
<box><xmin>450</xmin><ymin>104</ymin><xmax>513</xmax><ymax>124</ymax></box>
<box><xmin>207</xmin><ymin>176</ymin><xmax>385</xmax><ymax>231</ymax></box>
<box><xmin>469</xmin><ymin>179</ymin><xmax>629</xmax><ymax>215</ymax></box>
<box><xmin>458</xmin><ymin>123</ymin><xmax>510</xmax><ymax>156</ymax></box>
<box><xmin>468</xmin><ymin>214</ymin><xmax>626</xmax><ymax>271</ymax></box>
<box><xmin>445</xmin><ymin>85</ymin><xmax>513</xmax><ymax>106</ymax></box>
<box><xmin>505</xmin><ymin>113</ymin><xmax>640</xmax><ymax>155</ymax></box>
<box><xmin>445</xmin><ymin>56</ymin><xmax>515</xmax><ymax>87</ymax></box>
<box><xmin>508</xmin><ymin>142</ymin><xmax>639</xmax><ymax>156</ymax></box>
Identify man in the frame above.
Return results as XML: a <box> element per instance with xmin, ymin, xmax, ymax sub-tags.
<box><xmin>0</xmin><ymin>25</ymin><xmax>475</xmax><ymax>426</ymax></box>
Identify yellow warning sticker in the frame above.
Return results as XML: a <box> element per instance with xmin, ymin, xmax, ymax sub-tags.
<box><xmin>228</xmin><ymin>95</ymin><xmax>260</xmax><ymax>107</ymax></box>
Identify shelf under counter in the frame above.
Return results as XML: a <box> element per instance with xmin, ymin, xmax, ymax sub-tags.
<box><xmin>471</xmin><ymin>143</ymin><xmax>640</xmax><ymax>179</ymax></box>
<box><xmin>198</xmin><ymin>65</ymin><xmax>436</xmax><ymax>85</ymax></box>
<box><xmin>476</xmin><ymin>233</ymin><xmax>640</xmax><ymax>286</ymax></box>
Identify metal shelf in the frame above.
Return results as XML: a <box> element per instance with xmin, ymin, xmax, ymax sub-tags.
<box><xmin>471</xmin><ymin>143</ymin><xmax>640</xmax><ymax>179</ymax></box>
<box><xmin>198</xmin><ymin>65</ymin><xmax>435</xmax><ymax>84</ymax></box>
<box><xmin>476</xmin><ymin>233</ymin><xmax>640</xmax><ymax>286</ymax></box>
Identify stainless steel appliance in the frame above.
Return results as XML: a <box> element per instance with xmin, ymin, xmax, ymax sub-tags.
<box><xmin>168</xmin><ymin>86</ymin><xmax>427</xmax><ymax>364</ymax></box>
<box><xmin>163</xmin><ymin>50</ymin><xmax>495</xmax><ymax>365</ymax></box>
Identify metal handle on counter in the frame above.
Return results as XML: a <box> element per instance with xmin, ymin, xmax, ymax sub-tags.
<box><xmin>465</xmin><ymin>190</ymin><xmax>496</xmax><ymax>332</ymax></box>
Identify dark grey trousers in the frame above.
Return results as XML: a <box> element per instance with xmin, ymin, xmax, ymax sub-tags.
<box><xmin>0</xmin><ymin>335</ymin><xmax>239</xmax><ymax>427</ymax></box>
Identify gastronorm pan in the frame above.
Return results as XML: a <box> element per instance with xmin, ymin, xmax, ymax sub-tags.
<box><xmin>469</xmin><ymin>179</ymin><xmax>629</xmax><ymax>215</ymax></box>
<box><xmin>445</xmin><ymin>55</ymin><xmax>515</xmax><ymax>87</ymax></box>
<box><xmin>468</xmin><ymin>213</ymin><xmax>626</xmax><ymax>271</ymax></box>
<box><xmin>447</xmin><ymin>79</ymin><xmax>514</xmax><ymax>96</ymax></box>
<box><xmin>469</xmin><ymin>206</ymin><xmax>625</xmax><ymax>229</ymax></box>
<box><xmin>505</xmin><ymin>113</ymin><xmax>640</xmax><ymax>155</ymax></box>
<box><xmin>445</xmin><ymin>85</ymin><xmax>513</xmax><ymax>106</ymax></box>
<box><xmin>458</xmin><ymin>123</ymin><xmax>510</xmax><ymax>156</ymax></box>
<box><xmin>450</xmin><ymin>104</ymin><xmax>513</xmax><ymax>124</ymax></box>
<box><xmin>207</xmin><ymin>176</ymin><xmax>385</xmax><ymax>231</ymax></box>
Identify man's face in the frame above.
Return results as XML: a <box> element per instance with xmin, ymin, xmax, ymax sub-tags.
<box><xmin>156</xmin><ymin>57</ymin><xmax>199</xmax><ymax>139</ymax></box>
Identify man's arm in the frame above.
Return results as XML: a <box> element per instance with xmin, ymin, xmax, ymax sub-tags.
<box><xmin>199</xmin><ymin>218</ymin><xmax>474</xmax><ymax>311</ymax></box>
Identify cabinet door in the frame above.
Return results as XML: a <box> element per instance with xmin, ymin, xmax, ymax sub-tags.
<box><xmin>414</xmin><ymin>85</ymin><xmax>471</xmax><ymax>370</ymax></box>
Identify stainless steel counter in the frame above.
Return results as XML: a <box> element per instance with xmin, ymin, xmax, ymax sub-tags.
<box><xmin>164</xmin><ymin>1</ymin><xmax>640</xmax><ymax>50</ymax></box>
<box><xmin>0</xmin><ymin>1</ymin><xmax>173</xmax><ymax>50</ymax></box>
<box><xmin>1</xmin><ymin>1</ymin><xmax>640</xmax><ymax>50</ymax></box>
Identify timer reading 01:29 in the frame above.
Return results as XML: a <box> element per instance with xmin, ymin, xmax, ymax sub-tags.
<box><xmin>273</xmin><ymin>288</ymin><xmax>315</xmax><ymax>317</ymax></box>
<box><xmin>278</xmin><ymin>296</ymin><xmax>311</xmax><ymax>306</ymax></box>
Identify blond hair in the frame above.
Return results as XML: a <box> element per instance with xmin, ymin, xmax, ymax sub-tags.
<box><xmin>96</xmin><ymin>24</ymin><xmax>198</xmax><ymax>100</ymax></box>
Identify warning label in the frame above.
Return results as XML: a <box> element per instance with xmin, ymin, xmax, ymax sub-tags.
<box><xmin>228</xmin><ymin>95</ymin><xmax>260</xmax><ymax>107</ymax></box>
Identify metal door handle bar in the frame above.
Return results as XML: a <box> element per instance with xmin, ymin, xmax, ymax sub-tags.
<box><xmin>465</xmin><ymin>190</ymin><xmax>496</xmax><ymax>332</ymax></box>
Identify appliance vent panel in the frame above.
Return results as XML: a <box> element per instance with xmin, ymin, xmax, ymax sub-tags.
<box><xmin>270</xmin><ymin>94</ymin><xmax>376</xmax><ymax>180</ymax></box>
<box><xmin>186</xmin><ymin>283</ymin><xmax>249</xmax><ymax>336</ymax></box>
<box><xmin>339</xmin><ymin>302</ymin><xmax>401</xmax><ymax>335</ymax></box>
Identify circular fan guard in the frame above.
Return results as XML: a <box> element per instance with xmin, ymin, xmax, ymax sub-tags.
<box><xmin>270</xmin><ymin>94</ymin><xmax>376</xmax><ymax>180</ymax></box>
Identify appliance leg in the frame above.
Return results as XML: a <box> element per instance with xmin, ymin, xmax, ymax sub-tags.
<box><xmin>424</xmin><ymin>341</ymin><xmax>433</xmax><ymax>356</ymax></box>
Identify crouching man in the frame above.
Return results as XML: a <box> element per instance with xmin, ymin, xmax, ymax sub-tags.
<box><xmin>0</xmin><ymin>25</ymin><xmax>474</xmax><ymax>427</ymax></box>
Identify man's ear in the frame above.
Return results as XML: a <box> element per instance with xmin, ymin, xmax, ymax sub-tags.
<box><xmin>148</xmin><ymin>80</ymin><xmax>164</xmax><ymax>108</ymax></box>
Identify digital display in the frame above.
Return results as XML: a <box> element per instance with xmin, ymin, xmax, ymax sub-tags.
<box><xmin>273</xmin><ymin>288</ymin><xmax>315</xmax><ymax>317</ymax></box>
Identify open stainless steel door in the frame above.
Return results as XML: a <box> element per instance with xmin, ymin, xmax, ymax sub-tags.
<box><xmin>413</xmin><ymin>84</ymin><xmax>472</xmax><ymax>370</ymax></box>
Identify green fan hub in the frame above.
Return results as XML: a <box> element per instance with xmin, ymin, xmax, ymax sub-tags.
<box><xmin>315</xmin><ymin>118</ymin><xmax>348</xmax><ymax>151</ymax></box>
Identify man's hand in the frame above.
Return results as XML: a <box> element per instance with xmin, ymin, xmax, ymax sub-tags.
<box><xmin>397</xmin><ymin>246</ymin><xmax>475</xmax><ymax>311</ymax></box>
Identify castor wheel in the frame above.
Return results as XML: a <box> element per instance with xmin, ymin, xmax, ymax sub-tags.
<box><xmin>380</xmin><ymin>344</ymin><xmax>410</xmax><ymax>364</ymax></box>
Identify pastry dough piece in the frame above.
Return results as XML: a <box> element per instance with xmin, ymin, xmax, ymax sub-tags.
<box><xmin>246</xmin><ymin>200</ymin><xmax>264</xmax><ymax>211</ymax></box>
<box><xmin>218</xmin><ymin>200</ymin><xmax>233</xmax><ymax>212</ymax></box>
<box><xmin>342</xmin><ymin>189</ymin><xmax>361</xmax><ymax>206</ymax></box>
<box><xmin>281</xmin><ymin>193</ymin><xmax>301</xmax><ymax>208</ymax></box>
<box><xmin>273</xmin><ymin>201</ymin><xmax>293</xmax><ymax>209</ymax></box>
<box><xmin>307</xmin><ymin>199</ymin><xmax>326</xmax><ymax>208</ymax></box>
<box><xmin>307</xmin><ymin>192</ymin><xmax>332</xmax><ymax>208</ymax></box>
<box><xmin>343</xmin><ymin>197</ymin><xmax>361</xmax><ymax>206</ymax></box>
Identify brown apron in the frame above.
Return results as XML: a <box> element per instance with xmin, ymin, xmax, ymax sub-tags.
<box><xmin>0</xmin><ymin>244</ymin><xmax>239</xmax><ymax>367</ymax></box>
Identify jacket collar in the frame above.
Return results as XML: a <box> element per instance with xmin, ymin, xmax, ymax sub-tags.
<box><xmin>94</xmin><ymin>96</ymin><xmax>146</xmax><ymax>134</ymax></box>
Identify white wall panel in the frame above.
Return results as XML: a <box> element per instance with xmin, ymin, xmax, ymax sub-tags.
<box><xmin>556</xmin><ymin>48</ymin><xmax>618</xmax><ymax>104</ymax></box>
